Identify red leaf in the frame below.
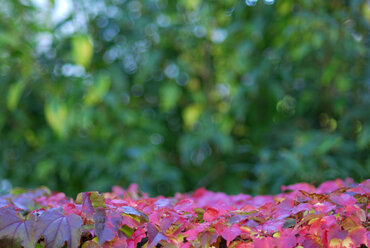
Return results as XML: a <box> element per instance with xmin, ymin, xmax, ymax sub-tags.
<box><xmin>112</xmin><ymin>186</ymin><xmax>125</xmax><ymax>198</ymax></box>
<box><xmin>281</xmin><ymin>183</ymin><xmax>315</xmax><ymax>193</ymax></box>
<box><xmin>203</xmin><ymin>207</ymin><xmax>219</xmax><ymax>222</ymax></box>
<box><xmin>351</xmin><ymin>179</ymin><xmax>370</xmax><ymax>196</ymax></box>
<box><xmin>253</xmin><ymin>237</ymin><xmax>275</xmax><ymax>248</ymax></box>
<box><xmin>236</xmin><ymin>242</ymin><xmax>253</xmax><ymax>248</ymax></box>
<box><xmin>312</xmin><ymin>201</ymin><xmax>336</xmax><ymax>214</ymax></box>
<box><xmin>63</xmin><ymin>203</ymin><xmax>80</xmax><ymax>216</ymax></box>
<box><xmin>215</xmin><ymin>222</ymin><xmax>241</xmax><ymax>246</ymax></box>
<box><xmin>261</xmin><ymin>219</ymin><xmax>284</xmax><ymax>234</ymax></box>
<box><xmin>180</xmin><ymin>243</ymin><xmax>191</xmax><ymax>248</ymax></box>
<box><xmin>126</xmin><ymin>227</ymin><xmax>146</xmax><ymax>248</ymax></box>
<box><xmin>35</xmin><ymin>208</ymin><xmax>82</xmax><ymax>248</ymax></box>
<box><xmin>327</xmin><ymin>224</ymin><xmax>348</xmax><ymax>241</ymax></box>
<box><xmin>291</xmin><ymin>203</ymin><xmax>311</xmax><ymax>214</ymax></box>
<box><xmin>183</xmin><ymin>223</ymin><xmax>208</xmax><ymax>241</ymax></box>
<box><xmin>102</xmin><ymin>237</ymin><xmax>128</xmax><ymax>248</ymax></box>
<box><xmin>275</xmin><ymin>229</ymin><xmax>298</xmax><ymax>248</ymax></box>
<box><xmin>316</xmin><ymin>179</ymin><xmax>346</xmax><ymax>194</ymax></box>
<box><xmin>348</xmin><ymin>227</ymin><xmax>368</xmax><ymax>247</ymax></box>
<box><xmin>174</xmin><ymin>199</ymin><xmax>194</xmax><ymax>213</ymax></box>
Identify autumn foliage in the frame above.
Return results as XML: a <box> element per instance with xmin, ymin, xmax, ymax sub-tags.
<box><xmin>0</xmin><ymin>179</ymin><xmax>369</xmax><ymax>248</ymax></box>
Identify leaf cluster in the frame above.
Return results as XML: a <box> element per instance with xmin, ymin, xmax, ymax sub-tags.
<box><xmin>0</xmin><ymin>179</ymin><xmax>369</xmax><ymax>247</ymax></box>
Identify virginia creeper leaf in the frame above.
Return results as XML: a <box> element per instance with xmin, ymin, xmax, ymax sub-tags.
<box><xmin>94</xmin><ymin>207</ymin><xmax>122</xmax><ymax>246</ymax></box>
<box><xmin>76</xmin><ymin>192</ymin><xmax>106</xmax><ymax>220</ymax></box>
<box><xmin>0</xmin><ymin>207</ymin><xmax>37</xmax><ymax>248</ymax></box>
<box><xmin>35</xmin><ymin>208</ymin><xmax>82</xmax><ymax>248</ymax></box>
<box><xmin>147</xmin><ymin>223</ymin><xmax>168</xmax><ymax>248</ymax></box>
<box><xmin>203</xmin><ymin>207</ymin><xmax>219</xmax><ymax>222</ymax></box>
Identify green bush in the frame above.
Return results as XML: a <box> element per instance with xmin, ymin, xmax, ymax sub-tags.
<box><xmin>0</xmin><ymin>0</ymin><xmax>369</xmax><ymax>196</ymax></box>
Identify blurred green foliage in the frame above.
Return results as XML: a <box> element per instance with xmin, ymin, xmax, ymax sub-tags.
<box><xmin>0</xmin><ymin>0</ymin><xmax>369</xmax><ymax>196</ymax></box>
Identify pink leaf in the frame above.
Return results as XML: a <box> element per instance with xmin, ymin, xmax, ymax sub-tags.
<box><xmin>330</xmin><ymin>194</ymin><xmax>356</xmax><ymax>206</ymax></box>
<box><xmin>351</xmin><ymin>179</ymin><xmax>370</xmax><ymax>196</ymax></box>
<box><xmin>253</xmin><ymin>237</ymin><xmax>275</xmax><ymax>248</ymax></box>
<box><xmin>183</xmin><ymin>223</ymin><xmax>208</xmax><ymax>241</ymax></box>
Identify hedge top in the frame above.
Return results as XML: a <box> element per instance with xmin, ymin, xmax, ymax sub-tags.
<box><xmin>0</xmin><ymin>179</ymin><xmax>369</xmax><ymax>247</ymax></box>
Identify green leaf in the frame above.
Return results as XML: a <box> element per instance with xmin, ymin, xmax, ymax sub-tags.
<box><xmin>317</xmin><ymin>135</ymin><xmax>342</xmax><ymax>155</ymax></box>
<box><xmin>159</xmin><ymin>83</ymin><xmax>181</xmax><ymax>111</ymax></box>
<box><xmin>358</xmin><ymin>125</ymin><xmax>370</xmax><ymax>149</ymax></box>
<box><xmin>35</xmin><ymin>160</ymin><xmax>55</xmax><ymax>182</ymax></box>
<box><xmin>120</xmin><ymin>224</ymin><xmax>134</xmax><ymax>238</ymax></box>
<box><xmin>7</xmin><ymin>80</ymin><xmax>26</xmax><ymax>111</ymax></box>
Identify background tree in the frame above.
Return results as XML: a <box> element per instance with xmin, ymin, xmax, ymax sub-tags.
<box><xmin>0</xmin><ymin>0</ymin><xmax>369</xmax><ymax>196</ymax></box>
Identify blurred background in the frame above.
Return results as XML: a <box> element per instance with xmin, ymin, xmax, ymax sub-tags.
<box><xmin>0</xmin><ymin>0</ymin><xmax>369</xmax><ymax>197</ymax></box>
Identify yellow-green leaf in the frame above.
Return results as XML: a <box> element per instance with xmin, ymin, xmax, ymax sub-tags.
<box><xmin>7</xmin><ymin>80</ymin><xmax>26</xmax><ymax>111</ymax></box>
<box><xmin>72</xmin><ymin>35</ymin><xmax>93</xmax><ymax>68</ymax></box>
<box><xmin>89</xmin><ymin>191</ymin><xmax>106</xmax><ymax>208</ymax></box>
<box><xmin>81</xmin><ymin>240</ymin><xmax>100</xmax><ymax>248</ymax></box>
<box><xmin>45</xmin><ymin>100</ymin><xmax>69</xmax><ymax>138</ymax></box>
<box><xmin>181</xmin><ymin>0</ymin><xmax>200</xmax><ymax>9</ymax></box>
<box><xmin>182</xmin><ymin>104</ymin><xmax>203</xmax><ymax>129</ymax></box>
<box><xmin>120</xmin><ymin>225</ymin><xmax>134</xmax><ymax>238</ymax></box>
<box><xmin>84</xmin><ymin>73</ymin><xmax>111</xmax><ymax>105</ymax></box>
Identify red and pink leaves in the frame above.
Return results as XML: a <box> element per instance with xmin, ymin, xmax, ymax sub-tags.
<box><xmin>0</xmin><ymin>178</ymin><xmax>369</xmax><ymax>248</ymax></box>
